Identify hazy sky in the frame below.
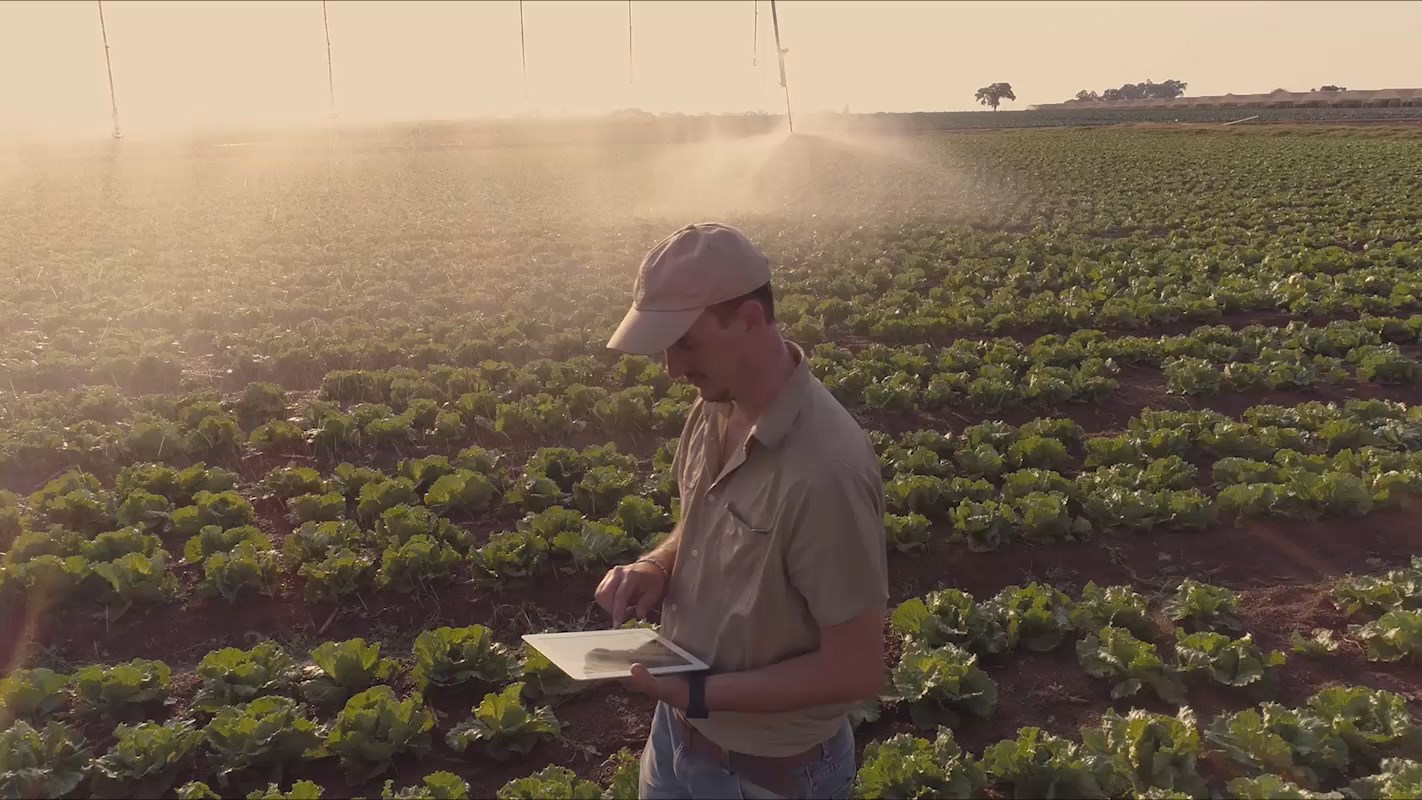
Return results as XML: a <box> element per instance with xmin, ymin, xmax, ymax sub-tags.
<box><xmin>2</xmin><ymin>0</ymin><xmax>1419</xmax><ymax>134</ymax></box>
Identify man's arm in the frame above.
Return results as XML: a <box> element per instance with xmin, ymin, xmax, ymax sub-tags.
<box><xmin>597</xmin><ymin>520</ymin><xmax>684</xmax><ymax>625</ymax></box>
<box><xmin>627</xmin><ymin>606</ymin><xmax>883</xmax><ymax>713</ymax></box>
<box><xmin>706</xmin><ymin>606</ymin><xmax>883</xmax><ymax>712</ymax></box>
<box><xmin>642</xmin><ymin>521</ymin><xmax>681</xmax><ymax>574</ymax></box>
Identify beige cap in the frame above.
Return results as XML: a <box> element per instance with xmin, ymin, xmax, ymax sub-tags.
<box><xmin>607</xmin><ymin>223</ymin><xmax>771</xmax><ymax>355</ymax></box>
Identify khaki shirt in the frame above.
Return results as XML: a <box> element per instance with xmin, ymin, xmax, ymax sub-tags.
<box><xmin>662</xmin><ymin>342</ymin><xmax>888</xmax><ymax>756</ymax></box>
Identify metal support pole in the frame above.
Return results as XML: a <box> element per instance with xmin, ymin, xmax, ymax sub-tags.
<box><xmin>519</xmin><ymin>0</ymin><xmax>528</xmax><ymax>97</ymax></box>
<box><xmin>769</xmin><ymin>0</ymin><xmax>793</xmax><ymax>132</ymax></box>
<box><xmin>627</xmin><ymin>0</ymin><xmax>634</xmax><ymax>85</ymax></box>
<box><xmin>322</xmin><ymin>0</ymin><xmax>337</xmax><ymax>118</ymax></box>
<box><xmin>97</xmin><ymin>0</ymin><xmax>122</xmax><ymax>139</ymax></box>
<box><xmin>751</xmin><ymin>0</ymin><xmax>758</xmax><ymax>67</ymax></box>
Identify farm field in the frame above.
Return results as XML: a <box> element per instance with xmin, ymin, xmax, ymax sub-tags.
<box><xmin>3</xmin><ymin>123</ymin><xmax>1422</xmax><ymax>799</ymax></box>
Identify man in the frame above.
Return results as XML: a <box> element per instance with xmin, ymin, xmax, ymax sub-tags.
<box><xmin>595</xmin><ymin>223</ymin><xmax>889</xmax><ymax>800</ymax></box>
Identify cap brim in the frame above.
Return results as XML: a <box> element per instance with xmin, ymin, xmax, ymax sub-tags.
<box><xmin>606</xmin><ymin>305</ymin><xmax>703</xmax><ymax>355</ymax></box>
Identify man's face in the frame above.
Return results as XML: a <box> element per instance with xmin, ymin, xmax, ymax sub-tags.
<box><xmin>663</xmin><ymin>309</ymin><xmax>749</xmax><ymax>403</ymax></box>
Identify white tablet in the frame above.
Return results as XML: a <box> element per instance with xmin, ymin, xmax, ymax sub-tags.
<box><xmin>521</xmin><ymin>628</ymin><xmax>710</xmax><ymax>681</ymax></box>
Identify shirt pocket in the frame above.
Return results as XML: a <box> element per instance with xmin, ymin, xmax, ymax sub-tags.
<box><xmin>715</xmin><ymin>500</ymin><xmax>775</xmax><ymax>579</ymax></box>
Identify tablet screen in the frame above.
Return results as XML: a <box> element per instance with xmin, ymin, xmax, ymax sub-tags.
<box><xmin>584</xmin><ymin>637</ymin><xmax>690</xmax><ymax>672</ymax></box>
<box><xmin>522</xmin><ymin>628</ymin><xmax>708</xmax><ymax>680</ymax></box>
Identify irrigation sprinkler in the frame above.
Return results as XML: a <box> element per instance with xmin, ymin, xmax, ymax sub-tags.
<box><xmin>769</xmin><ymin>0</ymin><xmax>793</xmax><ymax>132</ymax></box>
<box><xmin>97</xmin><ymin>0</ymin><xmax>123</xmax><ymax>139</ymax></box>
<box><xmin>322</xmin><ymin>0</ymin><xmax>337</xmax><ymax>118</ymax></box>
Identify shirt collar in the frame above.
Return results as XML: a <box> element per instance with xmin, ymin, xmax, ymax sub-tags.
<box><xmin>747</xmin><ymin>341</ymin><xmax>812</xmax><ymax>450</ymax></box>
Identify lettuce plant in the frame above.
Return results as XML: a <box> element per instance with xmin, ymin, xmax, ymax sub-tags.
<box><xmin>891</xmin><ymin>642</ymin><xmax>998</xmax><ymax>729</ymax></box>
<box><xmin>445</xmin><ymin>683</ymin><xmax>560</xmax><ymax>760</ymax></box>
<box><xmin>325</xmin><ymin>686</ymin><xmax>434</xmax><ymax>782</ymax></box>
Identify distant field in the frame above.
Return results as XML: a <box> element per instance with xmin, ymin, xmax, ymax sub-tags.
<box><xmin>2</xmin><ymin>126</ymin><xmax>1422</xmax><ymax>799</ymax></box>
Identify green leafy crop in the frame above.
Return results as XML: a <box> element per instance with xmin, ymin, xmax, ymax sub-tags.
<box><xmin>496</xmin><ymin>766</ymin><xmax>600</xmax><ymax>800</ymax></box>
<box><xmin>445</xmin><ymin>683</ymin><xmax>560</xmax><ymax>760</ymax></box>
<box><xmin>851</xmin><ymin>727</ymin><xmax>985</xmax><ymax>799</ymax></box>
<box><xmin>298</xmin><ymin>547</ymin><xmax>375</xmax><ymax>602</ymax></box>
<box><xmin>377</xmin><ymin>534</ymin><xmax>462</xmax><ymax>591</ymax></box>
<box><xmin>1227</xmin><ymin>774</ymin><xmax>1343</xmax><ymax>799</ymax></box>
<box><xmin>183</xmin><ymin>524</ymin><xmax>271</xmax><ymax>564</ymax></box>
<box><xmin>245</xmin><ymin>780</ymin><xmax>325</xmax><ymax>800</ymax></box>
<box><xmin>1350</xmin><ymin>610</ymin><xmax>1422</xmax><ymax>663</ymax></box>
<box><xmin>325</xmin><ymin>686</ymin><xmax>434</xmax><ymax>782</ymax></box>
<box><xmin>472</xmin><ymin>530</ymin><xmax>549</xmax><ymax>580</ymax></box>
<box><xmin>1343</xmin><ymin>757</ymin><xmax>1422</xmax><ymax>799</ymax></box>
<box><xmin>551</xmin><ymin>522</ymin><xmax>638</xmax><ymax>571</ymax></box>
<box><xmin>1071</xmin><ymin>582</ymin><xmax>1152</xmax><ymax>637</ymax></box>
<box><xmin>891</xmin><ymin>642</ymin><xmax>998</xmax><ymax>729</ymax></box>
<box><xmin>91</xmin><ymin>551</ymin><xmax>179</xmax><ymax>618</ymax></box>
<box><xmin>412</xmin><ymin>625</ymin><xmax>518</xmax><ymax>691</ymax></box>
<box><xmin>890</xmin><ymin>589</ymin><xmax>1007</xmax><ymax>655</ymax></box>
<box><xmin>0</xmin><ymin>720</ymin><xmax>91</xmax><ymax>800</ymax></box>
<box><xmin>518</xmin><ymin>644</ymin><xmax>584</xmax><ymax>704</ymax></box>
<box><xmin>1163</xmin><ymin>579</ymin><xmax>1244</xmax><ymax>633</ymax></box>
<box><xmin>0</xmin><ymin>668</ymin><xmax>69</xmax><ymax>723</ymax></box>
<box><xmin>1205</xmin><ymin>704</ymin><xmax>1348</xmax><ymax>789</ymax></box>
<box><xmin>71</xmin><ymin>658</ymin><xmax>172</xmax><ymax>719</ymax></box>
<box><xmin>194</xmin><ymin>641</ymin><xmax>296</xmax><ymax>712</ymax></box>
<box><xmin>981</xmin><ymin>726</ymin><xmax>1109</xmax><ymax>800</ymax></box>
<box><xmin>1080</xmin><ymin>708</ymin><xmax>1206</xmax><ymax>798</ymax></box>
<box><xmin>383</xmin><ymin>771</ymin><xmax>471</xmax><ymax>800</ymax></box>
<box><xmin>298</xmin><ymin>638</ymin><xmax>395</xmax><ymax>711</ymax></box>
<box><xmin>1305</xmin><ymin>686</ymin><xmax>1422</xmax><ymax>770</ymax></box>
<box><xmin>1330</xmin><ymin>558</ymin><xmax>1422</xmax><ymax>617</ymax></box>
<box><xmin>987</xmin><ymin>583</ymin><xmax>1074</xmax><ymax>652</ymax></box>
<box><xmin>1076</xmin><ymin>626</ymin><xmax>1185</xmax><ymax>705</ymax></box>
<box><xmin>883</xmin><ymin>512</ymin><xmax>932</xmax><ymax>554</ymax></box>
<box><xmin>1174</xmin><ymin>630</ymin><xmax>1286</xmax><ymax>687</ymax></box>
<box><xmin>198</xmin><ymin>540</ymin><xmax>281</xmax><ymax>602</ymax></box>
<box><xmin>204</xmin><ymin>696</ymin><xmax>324</xmax><ymax>787</ymax></box>
<box><xmin>424</xmin><ymin>470</ymin><xmax>497</xmax><ymax>516</ymax></box>
<box><xmin>91</xmin><ymin>719</ymin><xmax>203</xmax><ymax>800</ymax></box>
<box><xmin>283</xmin><ymin>520</ymin><xmax>365</xmax><ymax>568</ymax></box>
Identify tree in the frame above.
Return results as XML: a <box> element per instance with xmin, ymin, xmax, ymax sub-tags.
<box><xmin>975</xmin><ymin>83</ymin><xmax>1016</xmax><ymax>111</ymax></box>
<box><xmin>1314</xmin><ymin>85</ymin><xmax>1347</xmax><ymax>92</ymax></box>
<box><xmin>1091</xmin><ymin>79</ymin><xmax>1188</xmax><ymax>102</ymax></box>
<box><xmin>1073</xmin><ymin>90</ymin><xmax>1101</xmax><ymax>102</ymax></box>
<box><xmin>1154</xmin><ymin>79</ymin><xmax>1188</xmax><ymax>98</ymax></box>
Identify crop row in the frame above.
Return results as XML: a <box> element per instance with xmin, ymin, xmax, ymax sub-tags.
<box><xmin>5</xmin><ymin>555</ymin><xmax>1420</xmax><ymax>799</ymax></box>
<box><xmin>874</xmin><ymin>400</ymin><xmax>1422</xmax><ymax>550</ymax></box>
<box><xmin>0</xmin><ymin>630</ymin><xmax>641</xmax><ymax>800</ymax></box>
<box><xmin>5</xmin><ymin>315</ymin><xmax>1422</xmax><ymax>489</ymax></box>
<box><xmin>4</xmin><ymin>399</ymin><xmax>1420</xmax><ymax>622</ymax></box>
<box><xmin>6</xmin><ymin>131</ymin><xmax>1422</xmax><ymax>398</ymax></box>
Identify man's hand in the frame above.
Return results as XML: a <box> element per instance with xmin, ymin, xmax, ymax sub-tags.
<box><xmin>594</xmin><ymin>559</ymin><xmax>668</xmax><ymax>626</ymax></box>
<box><xmin>622</xmin><ymin>663</ymin><xmax>690</xmax><ymax>710</ymax></box>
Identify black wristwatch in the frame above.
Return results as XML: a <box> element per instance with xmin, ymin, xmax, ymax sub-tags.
<box><xmin>686</xmin><ymin>672</ymin><xmax>708</xmax><ymax>719</ymax></box>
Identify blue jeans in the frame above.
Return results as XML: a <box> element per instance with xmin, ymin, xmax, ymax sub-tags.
<box><xmin>638</xmin><ymin>703</ymin><xmax>857</xmax><ymax>800</ymax></box>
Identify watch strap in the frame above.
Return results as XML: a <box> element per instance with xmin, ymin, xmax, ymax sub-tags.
<box><xmin>686</xmin><ymin>672</ymin><xmax>709</xmax><ymax>719</ymax></box>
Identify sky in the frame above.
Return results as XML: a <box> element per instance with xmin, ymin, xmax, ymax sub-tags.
<box><xmin>2</xmin><ymin>0</ymin><xmax>1419</xmax><ymax>135</ymax></box>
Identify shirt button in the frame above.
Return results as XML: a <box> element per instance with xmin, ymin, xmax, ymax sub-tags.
<box><xmin>691</xmin><ymin>549</ymin><xmax>699</xmax><ymax>558</ymax></box>
<box><xmin>669</xmin><ymin>603</ymin><xmax>678</xmax><ymax>612</ymax></box>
